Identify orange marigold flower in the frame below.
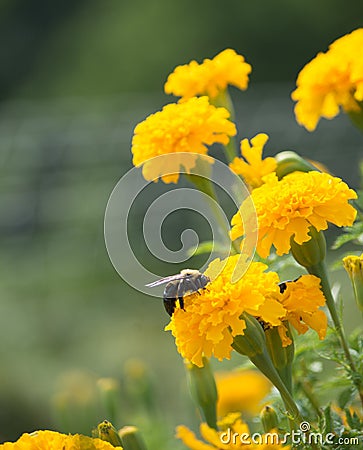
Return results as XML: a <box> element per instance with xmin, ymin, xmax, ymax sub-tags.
<box><xmin>292</xmin><ymin>28</ymin><xmax>363</xmax><ymax>131</ymax></box>
<box><xmin>277</xmin><ymin>275</ymin><xmax>327</xmax><ymax>346</ymax></box>
<box><xmin>215</xmin><ymin>369</ymin><xmax>271</xmax><ymax>417</ymax></box>
<box><xmin>176</xmin><ymin>413</ymin><xmax>290</xmax><ymax>449</ymax></box>
<box><xmin>0</xmin><ymin>430</ymin><xmax>122</xmax><ymax>450</ymax></box>
<box><xmin>131</xmin><ymin>96</ymin><xmax>236</xmax><ymax>183</ymax></box>
<box><xmin>230</xmin><ymin>171</ymin><xmax>357</xmax><ymax>258</ymax></box>
<box><xmin>164</xmin><ymin>49</ymin><xmax>252</xmax><ymax>100</ymax></box>
<box><xmin>164</xmin><ymin>255</ymin><xmax>286</xmax><ymax>367</ymax></box>
<box><xmin>229</xmin><ymin>133</ymin><xmax>277</xmax><ymax>189</ymax></box>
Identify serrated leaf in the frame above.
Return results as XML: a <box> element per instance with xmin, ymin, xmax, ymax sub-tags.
<box><xmin>345</xmin><ymin>408</ymin><xmax>362</xmax><ymax>430</ymax></box>
<box><xmin>332</xmin><ymin>221</ymin><xmax>363</xmax><ymax>249</ymax></box>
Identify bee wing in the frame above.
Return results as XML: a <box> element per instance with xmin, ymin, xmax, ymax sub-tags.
<box><xmin>145</xmin><ymin>273</ymin><xmax>187</xmax><ymax>287</ymax></box>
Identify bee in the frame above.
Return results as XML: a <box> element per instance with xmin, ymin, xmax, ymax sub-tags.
<box><xmin>146</xmin><ymin>269</ymin><xmax>210</xmax><ymax>316</ymax></box>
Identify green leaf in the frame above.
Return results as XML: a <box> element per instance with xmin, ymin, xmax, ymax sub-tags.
<box><xmin>345</xmin><ymin>408</ymin><xmax>362</xmax><ymax>430</ymax></box>
<box><xmin>332</xmin><ymin>221</ymin><xmax>363</xmax><ymax>249</ymax></box>
<box><xmin>338</xmin><ymin>387</ymin><xmax>355</xmax><ymax>409</ymax></box>
<box><xmin>323</xmin><ymin>405</ymin><xmax>333</xmax><ymax>434</ymax></box>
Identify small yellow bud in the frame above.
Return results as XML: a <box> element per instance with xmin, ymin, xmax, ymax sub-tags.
<box><xmin>343</xmin><ymin>253</ymin><xmax>363</xmax><ymax>313</ymax></box>
<box><xmin>260</xmin><ymin>405</ymin><xmax>279</xmax><ymax>432</ymax></box>
<box><xmin>93</xmin><ymin>420</ymin><xmax>123</xmax><ymax>447</ymax></box>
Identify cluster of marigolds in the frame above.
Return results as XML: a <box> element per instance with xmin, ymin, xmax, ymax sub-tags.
<box><xmin>3</xmin><ymin>28</ymin><xmax>363</xmax><ymax>450</ymax></box>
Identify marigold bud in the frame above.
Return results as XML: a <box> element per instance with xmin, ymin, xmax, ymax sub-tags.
<box><xmin>119</xmin><ymin>426</ymin><xmax>148</xmax><ymax>450</ymax></box>
<box><xmin>343</xmin><ymin>253</ymin><xmax>363</xmax><ymax>313</ymax></box>
<box><xmin>231</xmin><ymin>313</ymin><xmax>266</xmax><ymax>359</ymax></box>
<box><xmin>275</xmin><ymin>150</ymin><xmax>318</xmax><ymax>178</ymax></box>
<box><xmin>265</xmin><ymin>324</ymin><xmax>294</xmax><ymax>393</ymax></box>
<box><xmin>290</xmin><ymin>226</ymin><xmax>326</xmax><ymax>268</ymax></box>
<box><xmin>260</xmin><ymin>405</ymin><xmax>279</xmax><ymax>432</ymax></box>
<box><xmin>93</xmin><ymin>420</ymin><xmax>123</xmax><ymax>447</ymax></box>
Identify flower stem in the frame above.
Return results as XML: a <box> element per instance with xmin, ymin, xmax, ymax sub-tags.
<box><xmin>211</xmin><ymin>89</ymin><xmax>238</xmax><ymax>164</ymax></box>
<box><xmin>186</xmin><ymin>172</ymin><xmax>239</xmax><ymax>254</ymax></box>
<box><xmin>250</xmin><ymin>351</ymin><xmax>302</xmax><ymax>432</ymax></box>
<box><xmin>307</xmin><ymin>261</ymin><xmax>363</xmax><ymax>408</ymax></box>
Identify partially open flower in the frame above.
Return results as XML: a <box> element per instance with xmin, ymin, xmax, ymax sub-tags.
<box><xmin>229</xmin><ymin>133</ymin><xmax>277</xmax><ymax>189</ymax></box>
<box><xmin>277</xmin><ymin>275</ymin><xmax>328</xmax><ymax>345</ymax></box>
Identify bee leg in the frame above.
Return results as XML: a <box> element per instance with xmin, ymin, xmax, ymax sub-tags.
<box><xmin>177</xmin><ymin>279</ymin><xmax>187</xmax><ymax>310</ymax></box>
<box><xmin>163</xmin><ymin>298</ymin><xmax>176</xmax><ymax>316</ymax></box>
<box><xmin>178</xmin><ymin>296</ymin><xmax>184</xmax><ymax>310</ymax></box>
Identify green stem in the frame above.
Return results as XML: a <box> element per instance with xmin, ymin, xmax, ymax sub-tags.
<box><xmin>300</xmin><ymin>381</ymin><xmax>323</xmax><ymax>420</ymax></box>
<box><xmin>211</xmin><ymin>89</ymin><xmax>238</xmax><ymax>164</ymax></box>
<box><xmin>224</xmin><ymin>138</ymin><xmax>238</xmax><ymax>164</ymax></box>
<box><xmin>250</xmin><ymin>352</ymin><xmax>302</xmax><ymax>432</ymax></box>
<box><xmin>206</xmin><ymin>183</ymin><xmax>239</xmax><ymax>254</ymax></box>
<box><xmin>186</xmin><ymin>173</ymin><xmax>239</xmax><ymax>254</ymax></box>
<box><xmin>307</xmin><ymin>261</ymin><xmax>363</xmax><ymax>408</ymax></box>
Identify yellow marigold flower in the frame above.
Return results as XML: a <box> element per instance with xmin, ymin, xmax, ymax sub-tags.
<box><xmin>165</xmin><ymin>255</ymin><xmax>286</xmax><ymax>367</ymax></box>
<box><xmin>215</xmin><ymin>369</ymin><xmax>271</xmax><ymax>417</ymax></box>
<box><xmin>0</xmin><ymin>430</ymin><xmax>122</xmax><ymax>450</ymax></box>
<box><xmin>292</xmin><ymin>28</ymin><xmax>363</xmax><ymax>131</ymax></box>
<box><xmin>278</xmin><ymin>275</ymin><xmax>327</xmax><ymax>346</ymax></box>
<box><xmin>229</xmin><ymin>133</ymin><xmax>277</xmax><ymax>189</ymax></box>
<box><xmin>131</xmin><ymin>96</ymin><xmax>236</xmax><ymax>183</ymax></box>
<box><xmin>176</xmin><ymin>413</ymin><xmax>289</xmax><ymax>449</ymax></box>
<box><xmin>164</xmin><ymin>49</ymin><xmax>252</xmax><ymax>100</ymax></box>
<box><xmin>230</xmin><ymin>171</ymin><xmax>357</xmax><ymax>258</ymax></box>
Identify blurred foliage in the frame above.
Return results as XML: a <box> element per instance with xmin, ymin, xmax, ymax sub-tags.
<box><xmin>1</xmin><ymin>0</ymin><xmax>363</xmax><ymax>99</ymax></box>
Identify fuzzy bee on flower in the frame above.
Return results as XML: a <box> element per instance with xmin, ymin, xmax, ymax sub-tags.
<box><xmin>146</xmin><ymin>269</ymin><xmax>210</xmax><ymax>316</ymax></box>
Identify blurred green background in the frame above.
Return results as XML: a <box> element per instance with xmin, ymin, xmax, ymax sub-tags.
<box><xmin>1</xmin><ymin>0</ymin><xmax>363</xmax><ymax>447</ymax></box>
